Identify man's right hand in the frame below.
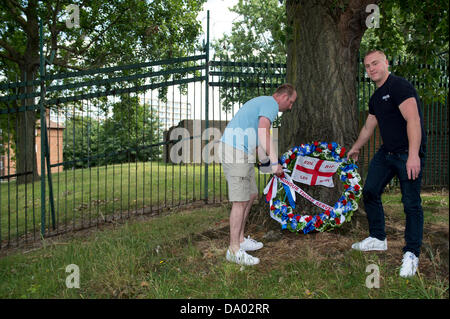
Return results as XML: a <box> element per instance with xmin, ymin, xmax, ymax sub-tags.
<box><xmin>271</xmin><ymin>163</ymin><xmax>284</xmax><ymax>176</ymax></box>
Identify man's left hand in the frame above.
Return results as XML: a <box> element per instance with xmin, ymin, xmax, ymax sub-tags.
<box><xmin>406</xmin><ymin>154</ymin><xmax>421</xmax><ymax>180</ymax></box>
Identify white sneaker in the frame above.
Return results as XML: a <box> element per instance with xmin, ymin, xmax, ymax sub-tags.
<box><xmin>351</xmin><ymin>236</ymin><xmax>387</xmax><ymax>251</ymax></box>
<box><xmin>226</xmin><ymin>248</ymin><xmax>260</xmax><ymax>266</ymax></box>
<box><xmin>400</xmin><ymin>252</ymin><xmax>419</xmax><ymax>278</ymax></box>
<box><xmin>240</xmin><ymin>236</ymin><xmax>264</xmax><ymax>251</ymax></box>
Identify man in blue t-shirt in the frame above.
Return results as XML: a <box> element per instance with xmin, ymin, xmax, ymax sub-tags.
<box><xmin>348</xmin><ymin>50</ymin><xmax>427</xmax><ymax>278</ymax></box>
<box><xmin>219</xmin><ymin>83</ymin><xmax>297</xmax><ymax>266</ymax></box>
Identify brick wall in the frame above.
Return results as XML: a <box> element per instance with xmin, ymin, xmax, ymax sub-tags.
<box><xmin>1</xmin><ymin>113</ymin><xmax>64</xmax><ymax>179</ymax></box>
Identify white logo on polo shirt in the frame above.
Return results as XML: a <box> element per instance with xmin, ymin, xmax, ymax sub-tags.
<box><xmin>382</xmin><ymin>94</ymin><xmax>390</xmax><ymax>101</ymax></box>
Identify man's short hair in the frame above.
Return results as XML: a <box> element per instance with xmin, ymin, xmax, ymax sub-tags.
<box><xmin>364</xmin><ymin>50</ymin><xmax>387</xmax><ymax>60</ymax></box>
<box><xmin>274</xmin><ymin>83</ymin><xmax>296</xmax><ymax>97</ymax></box>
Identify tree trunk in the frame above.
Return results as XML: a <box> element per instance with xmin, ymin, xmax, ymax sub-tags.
<box><xmin>16</xmin><ymin>6</ymin><xmax>40</xmax><ymax>185</ymax></box>
<box><xmin>279</xmin><ymin>0</ymin><xmax>378</xmax><ymax>212</ymax></box>
<box><xmin>16</xmin><ymin>66</ymin><xmax>40</xmax><ymax>185</ymax></box>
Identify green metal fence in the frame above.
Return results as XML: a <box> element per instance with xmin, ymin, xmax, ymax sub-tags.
<box><xmin>0</xmin><ymin>16</ymin><xmax>213</xmax><ymax>248</ymax></box>
<box><xmin>0</xmin><ymin>52</ymin><xmax>211</xmax><ymax>247</ymax></box>
<box><xmin>0</xmin><ymin>22</ymin><xmax>448</xmax><ymax>249</ymax></box>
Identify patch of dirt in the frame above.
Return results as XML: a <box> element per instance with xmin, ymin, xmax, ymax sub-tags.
<box><xmin>191</xmin><ymin>201</ymin><xmax>449</xmax><ymax>282</ymax></box>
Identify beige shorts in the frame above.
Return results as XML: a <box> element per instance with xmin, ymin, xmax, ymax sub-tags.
<box><xmin>219</xmin><ymin>142</ymin><xmax>258</xmax><ymax>202</ymax></box>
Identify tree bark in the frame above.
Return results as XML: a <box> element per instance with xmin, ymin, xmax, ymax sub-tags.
<box><xmin>16</xmin><ymin>68</ymin><xmax>40</xmax><ymax>185</ymax></box>
<box><xmin>16</xmin><ymin>3</ymin><xmax>40</xmax><ymax>185</ymax></box>
<box><xmin>279</xmin><ymin>0</ymin><xmax>378</xmax><ymax>211</ymax></box>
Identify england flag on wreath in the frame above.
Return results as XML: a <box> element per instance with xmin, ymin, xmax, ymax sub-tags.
<box><xmin>291</xmin><ymin>156</ymin><xmax>339</xmax><ymax>188</ymax></box>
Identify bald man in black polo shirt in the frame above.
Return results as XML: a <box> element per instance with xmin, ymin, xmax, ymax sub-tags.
<box><xmin>348</xmin><ymin>50</ymin><xmax>426</xmax><ymax>278</ymax></box>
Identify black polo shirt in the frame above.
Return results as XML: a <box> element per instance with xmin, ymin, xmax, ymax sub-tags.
<box><xmin>369</xmin><ymin>73</ymin><xmax>426</xmax><ymax>154</ymax></box>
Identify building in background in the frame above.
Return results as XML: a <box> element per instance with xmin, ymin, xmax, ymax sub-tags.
<box><xmin>139</xmin><ymin>97</ymin><xmax>192</xmax><ymax>131</ymax></box>
<box><xmin>0</xmin><ymin>110</ymin><xmax>65</xmax><ymax>180</ymax></box>
<box><xmin>163</xmin><ymin>119</ymin><xmax>229</xmax><ymax>164</ymax></box>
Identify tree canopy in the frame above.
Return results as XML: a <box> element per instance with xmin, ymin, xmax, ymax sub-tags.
<box><xmin>0</xmin><ymin>0</ymin><xmax>206</xmax><ymax>183</ymax></box>
<box><xmin>0</xmin><ymin>0</ymin><xmax>206</xmax><ymax>75</ymax></box>
<box><xmin>213</xmin><ymin>0</ymin><xmax>448</xmax><ymax>106</ymax></box>
<box><xmin>63</xmin><ymin>95</ymin><xmax>162</xmax><ymax>169</ymax></box>
<box><xmin>212</xmin><ymin>0</ymin><xmax>286</xmax><ymax>61</ymax></box>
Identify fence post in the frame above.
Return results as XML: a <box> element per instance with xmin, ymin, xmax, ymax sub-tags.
<box><xmin>204</xmin><ymin>10</ymin><xmax>210</xmax><ymax>203</ymax></box>
<box><xmin>39</xmin><ymin>20</ymin><xmax>46</xmax><ymax>237</ymax></box>
<box><xmin>39</xmin><ymin>20</ymin><xmax>56</xmax><ymax>237</ymax></box>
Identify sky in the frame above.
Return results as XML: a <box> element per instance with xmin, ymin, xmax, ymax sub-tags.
<box><xmin>197</xmin><ymin>0</ymin><xmax>240</xmax><ymax>44</ymax></box>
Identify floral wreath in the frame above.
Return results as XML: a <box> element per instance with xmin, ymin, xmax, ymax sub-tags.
<box><xmin>265</xmin><ymin>141</ymin><xmax>362</xmax><ymax>234</ymax></box>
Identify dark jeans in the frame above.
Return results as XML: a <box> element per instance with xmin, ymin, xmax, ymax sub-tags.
<box><xmin>363</xmin><ymin>148</ymin><xmax>425</xmax><ymax>257</ymax></box>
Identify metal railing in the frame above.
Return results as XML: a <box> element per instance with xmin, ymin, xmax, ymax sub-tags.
<box><xmin>0</xmin><ymin>31</ymin><xmax>448</xmax><ymax>249</ymax></box>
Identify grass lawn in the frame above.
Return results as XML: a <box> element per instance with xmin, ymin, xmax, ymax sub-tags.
<box><xmin>0</xmin><ymin>188</ymin><xmax>447</xmax><ymax>299</ymax></box>
<box><xmin>0</xmin><ymin>162</ymin><xmax>272</xmax><ymax>245</ymax></box>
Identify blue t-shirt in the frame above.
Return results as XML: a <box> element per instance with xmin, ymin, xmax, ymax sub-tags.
<box><xmin>220</xmin><ymin>96</ymin><xmax>279</xmax><ymax>154</ymax></box>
